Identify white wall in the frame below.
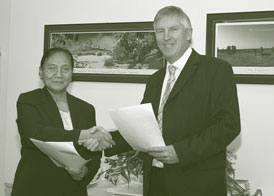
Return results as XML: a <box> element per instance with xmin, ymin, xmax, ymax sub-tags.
<box><xmin>0</xmin><ymin>0</ymin><xmax>11</xmax><ymax>194</ymax></box>
<box><xmin>2</xmin><ymin>0</ymin><xmax>274</xmax><ymax>195</ymax></box>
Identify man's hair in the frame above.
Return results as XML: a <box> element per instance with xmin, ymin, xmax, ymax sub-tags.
<box><xmin>154</xmin><ymin>6</ymin><xmax>192</xmax><ymax>29</ymax></box>
<box><xmin>40</xmin><ymin>47</ymin><xmax>74</xmax><ymax>68</ymax></box>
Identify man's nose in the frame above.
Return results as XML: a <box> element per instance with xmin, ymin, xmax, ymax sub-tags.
<box><xmin>164</xmin><ymin>30</ymin><xmax>170</xmax><ymax>40</ymax></box>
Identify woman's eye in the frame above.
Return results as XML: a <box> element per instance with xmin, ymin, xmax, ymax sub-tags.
<box><xmin>62</xmin><ymin>67</ymin><xmax>71</xmax><ymax>73</ymax></box>
<box><xmin>48</xmin><ymin>65</ymin><xmax>56</xmax><ymax>70</ymax></box>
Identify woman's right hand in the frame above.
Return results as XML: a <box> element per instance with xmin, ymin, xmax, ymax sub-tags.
<box><xmin>78</xmin><ymin>126</ymin><xmax>116</xmax><ymax>151</ymax></box>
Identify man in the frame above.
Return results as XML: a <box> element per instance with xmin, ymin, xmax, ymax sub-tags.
<box><xmin>83</xmin><ymin>5</ymin><xmax>241</xmax><ymax>196</ymax></box>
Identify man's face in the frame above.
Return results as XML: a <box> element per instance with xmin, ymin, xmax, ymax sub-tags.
<box><xmin>154</xmin><ymin>14</ymin><xmax>192</xmax><ymax>63</ymax></box>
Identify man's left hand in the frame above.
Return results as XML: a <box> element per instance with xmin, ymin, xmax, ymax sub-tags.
<box><xmin>147</xmin><ymin>145</ymin><xmax>179</xmax><ymax>164</ymax></box>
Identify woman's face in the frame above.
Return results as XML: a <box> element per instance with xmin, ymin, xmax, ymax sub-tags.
<box><xmin>39</xmin><ymin>52</ymin><xmax>73</xmax><ymax>94</ymax></box>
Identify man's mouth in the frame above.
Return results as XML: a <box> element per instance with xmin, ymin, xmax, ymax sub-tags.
<box><xmin>164</xmin><ymin>43</ymin><xmax>174</xmax><ymax>48</ymax></box>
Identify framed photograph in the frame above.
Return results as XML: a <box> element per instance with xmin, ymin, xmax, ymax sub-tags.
<box><xmin>206</xmin><ymin>11</ymin><xmax>274</xmax><ymax>84</ymax></box>
<box><xmin>44</xmin><ymin>22</ymin><xmax>164</xmax><ymax>83</ymax></box>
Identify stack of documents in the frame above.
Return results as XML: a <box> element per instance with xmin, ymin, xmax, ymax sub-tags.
<box><xmin>109</xmin><ymin>103</ymin><xmax>165</xmax><ymax>152</ymax></box>
<box><xmin>30</xmin><ymin>138</ymin><xmax>88</xmax><ymax>170</ymax></box>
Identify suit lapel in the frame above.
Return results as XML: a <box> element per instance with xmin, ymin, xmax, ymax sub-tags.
<box><xmin>151</xmin><ymin>68</ymin><xmax>166</xmax><ymax>115</ymax></box>
<box><xmin>67</xmin><ymin>94</ymin><xmax>80</xmax><ymax>129</ymax></box>
<box><xmin>166</xmin><ymin>50</ymin><xmax>200</xmax><ymax>104</ymax></box>
<box><xmin>41</xmin><ymin>87</ymin><xmax>64</xmax><ymax>128</ymax></box>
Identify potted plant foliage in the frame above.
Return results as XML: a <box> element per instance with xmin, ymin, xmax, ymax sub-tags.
<box><xmin>100</xmin><ymin>150</ymin><xmax>262</xmax><ymax>196</ymax></box>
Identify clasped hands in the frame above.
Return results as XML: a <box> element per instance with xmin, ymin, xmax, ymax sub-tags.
<box><xmin>78</xmin><ymin>126</ymin><xmax>116</xmax><ymax>151</ymax></box>
<box><xmin>66</xmin><ymin>126</ymin><xmax>115</xmax><ymax>181</ymax></box>
<box><xmin>78</xmin><ymin>125</ymin><xmax>179</xmax><ymax>164</ymax></box>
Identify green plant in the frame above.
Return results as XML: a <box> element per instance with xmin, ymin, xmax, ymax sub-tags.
<box><xmin>99</xmin><ymin>150</ymin><xmax>143</xmax><ymax>185</ymax></box>
<box><xmin>226</xmin><ymin>151</ymin><xmax>262</xmax><ymax>196</ymax></box>
<box><xmin>101</xmin><ymin>150</ymin><xmax>262</xmax><ymax>196</ymax></box>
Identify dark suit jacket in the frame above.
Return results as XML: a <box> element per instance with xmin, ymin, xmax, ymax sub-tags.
<box><xmin>106</xmin><ymin>50</ymin><xmax>241</xmax><ymax>196</ymax></box>
<box><xmin>12</xmin><ymin>87</ymin><xmax>101</xmax><ymax>196</ymax></box>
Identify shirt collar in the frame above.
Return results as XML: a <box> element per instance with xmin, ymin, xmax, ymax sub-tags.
<box><xmin>167</xmin><ymin>47</ymin><xmax>192</xmax><ymax>71</ymax></box>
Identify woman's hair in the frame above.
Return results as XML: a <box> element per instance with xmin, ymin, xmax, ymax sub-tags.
<box><xmin>154</xmin><ymin>6</ymin><xmax>192</xmax><ymax>29</ymax></box>
<box><xmin>40</xmin><ymin>47</ymin><xmax>74</xmax><ymax>68</ymax></box>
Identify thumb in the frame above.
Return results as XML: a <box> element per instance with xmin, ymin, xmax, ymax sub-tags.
<box><xmin>89</xmin><ymin>126</ymin><xmax>98</xmax><ymax>134</ymax></box>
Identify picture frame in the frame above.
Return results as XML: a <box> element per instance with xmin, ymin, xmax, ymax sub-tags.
<box><xmin>206</xmin><ymin>11</ymin><xmax>274</xmax><ymax>84</ymax></box>
<box><xmin>44</xmin><ymin>22</ymin><xmax>164</xmax><ymax>83</ymax></box>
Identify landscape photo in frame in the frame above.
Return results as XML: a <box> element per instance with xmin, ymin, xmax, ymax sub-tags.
<box><xmin>206</xmin><ymin>11</ymin><xmax>274</xmax><ymax>84</ymax></box>
<box><xmin>44</xmin><ymin>22</ymin><xmax>164</xmax><ymax>83</ymax></box>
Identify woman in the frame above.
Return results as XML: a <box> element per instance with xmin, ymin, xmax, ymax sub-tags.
<box><xmin>12</xmin><ymin>48</ymin><xmax>101</xmax><ymax>196</ymax></box>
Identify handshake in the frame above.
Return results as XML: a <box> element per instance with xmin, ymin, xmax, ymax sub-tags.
<box><xmin>78</xmin><ymin>126</ymin><xmax>116</xmax><ymax>151</ymax></box>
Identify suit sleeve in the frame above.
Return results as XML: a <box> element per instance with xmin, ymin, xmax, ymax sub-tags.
<box><xmin>73</xmin><ymin>104</ymin><xmax>103</xmax><ymax>186</ymax></box>
<box><xmin>73</xmin><ymin>104</ymin><xmax>102</xmax><ymax>160</ymax></box>
<box><xmin>173</xmin><ymin>61</ymin><xmax>241</xmax><ymax>167</ymax></box>
<box><xmin>77</xmin><ymin>156</ymin><xmax>101</xmax><ymax>187</ymax></box>
<box><xmin>104</xmin><ymin>75</ymin><xmax>156</xmax><ymax>157</ymax></box>
<box><xmin>77</xmin><ymin>131</ymin><xmax>131</xmax><ymax>185</ymax></box>
<box><xmin>104</xmin><ymin>131</ymin><xmax>132</xmax><ymax>157</ymax></box>
<box><xmin>103</xmin><ymin>77</ymin><xmax>157</xmax><ymax>157</ymax></box>
<box><xmin>16</xmin><ymin>94</ymin><xmax>80</xmax><ymax>142</ymax></box>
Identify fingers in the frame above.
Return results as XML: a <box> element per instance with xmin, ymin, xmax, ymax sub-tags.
<box><xmin>79</xmin><ymin>126</ymin><xmax>116</xmax><ymax>151</ymax></box>
<box><xmin>81</xmin><ymin>138</ymin><xmax>99</xmax><ymax>151</ymax></box>
<box><xmin>147</xmin><ymin>146</ymin><xmax>166</xmax><ymax>153</ymax></box>
<box><xmin>147</xmin><ymin>146</ymin><xmax>169</xmax><ymax>160</ymax></box>
<box><xmin>99</xmin><ymin>131</ymin><xmax>116</xmax><ymax>146</ymax></box>
<box><xmin>96</xmin><ymin>126</ymin><xmax>113</xmax><ymax>141</ymax></box>
<box><xmin>148</xmin><ymin>151</ymin><xmax>167</xmax><ymax>159</ymax></box>
<box><xmin>66</xmin><ymin>166</ymin><xmax>88</xmax><ymax>181</ymax></box>
<box><xmin>89</xmin><ymin>126</ymin><xmax>98</xmax><ymax>133</ymax></box>
<box><xmin>148</xmin><ymin>145</ymin><xmax>179</xmax><ymax>164</ymax></box>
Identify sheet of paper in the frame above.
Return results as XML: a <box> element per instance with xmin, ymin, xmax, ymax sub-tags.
<box><xmin>109</xmin><ymin>103</ymin><xmax>165</xmax><ymax>152</ymax></box>
<box><xmin>30</xmin><ymin>138</ymin><xmax>89</xmax><ymax>170</ymax></box>
<box><xmin>106</xmin><ymin>181</ymin><xmax>142</xmax><ymax>196</ymax></box>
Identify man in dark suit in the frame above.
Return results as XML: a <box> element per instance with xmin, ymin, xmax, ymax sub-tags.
<box><xmin>86</xmin><ymin>5</ymin><xmax>241</xmax><ymax>196</ymax></box>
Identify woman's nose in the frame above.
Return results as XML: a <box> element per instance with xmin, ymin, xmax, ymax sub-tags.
<box><xmin>55</xmin><ymin>68</ymin><xmax>62</xmax><ymax>76</ymax></box>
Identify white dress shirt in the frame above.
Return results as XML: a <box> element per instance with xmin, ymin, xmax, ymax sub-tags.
<box><xmin>159</xmin><ymin>47</ymin><xmax>192</xmax><ymax>109</ymax></box>
<box><xmin>59</xmin><ymin>110</ymin><xmax>73</xmax><ymax>131</ymax></box>
<box><xmin>152</xmin><ymin>47</ymin><xmax>192</xmax><ymax>168</ymax></box>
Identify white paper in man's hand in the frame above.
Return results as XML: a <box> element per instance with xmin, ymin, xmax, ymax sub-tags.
<box><xmin>109</xmin><ymin>103</ymin><xmax>165</xmax><ymax>152</ymax></box>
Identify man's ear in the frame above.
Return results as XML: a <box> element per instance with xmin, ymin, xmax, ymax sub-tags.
<box><xmin>186</xmin><ymin>27</ymin><xmax>193</xmax><ymax>42</ymax></box>
<box><xmin>39</xmin><ymin>67</ymin><xmax>43</xmax><ymax>80</ymax></box>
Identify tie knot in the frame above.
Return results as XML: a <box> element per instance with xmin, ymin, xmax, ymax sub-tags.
<box><xmin>168</xmin><ymin>65</ymin><xmax>176</xmax><ymax>77</ymax></box>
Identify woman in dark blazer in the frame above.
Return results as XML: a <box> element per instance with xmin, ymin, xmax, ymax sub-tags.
<box><xmin>12</xmin><ymin>48</ymin><xmax>101</xmax><ymax>196</ymax></box>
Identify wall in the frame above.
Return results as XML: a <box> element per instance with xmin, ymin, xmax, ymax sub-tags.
<box><xmin>0</xmin><ymin>0</ymin><xmax>11</xmax><ymax>195</ymax></box>
<box><xmin>2</xmin><ymin>0</ymin><xmax>274</xmax><ymax>195</ymax></box>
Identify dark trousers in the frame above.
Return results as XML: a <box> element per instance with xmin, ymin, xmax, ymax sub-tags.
<box><xmin>147</xmin><ymin>167</ymin><xmax>169</xmax><ymax>196</ymax></box>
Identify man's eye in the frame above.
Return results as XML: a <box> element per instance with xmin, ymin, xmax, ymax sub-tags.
<box><xmin>156</xmin><ymin>30</ymin><xmax>164</xmax><ymax>34</ymax></box>
<box><xmin>171</xmin><ymin>27</ymin><xmax>179</xmax><ymax>32</ymax></box>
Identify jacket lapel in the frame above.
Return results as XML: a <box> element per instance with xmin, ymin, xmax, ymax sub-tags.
<box><xmin>166</xmin><ymin>50</ymin><xmax>200</xmax><ymax>104</ymax></box>
<box><xmin>41</xmin><ymin>87</ymin><xmax>64</xmax><ymax>128</ymax></box>
<box><xmin>67</xmin><ymin>93</ymin><xmax>80</xmax><ymax>129</ymax></box>
<box><xmin>151</xmin><ymin>68</ymin><xmax>166</xmax><ymax>115</ymax></box>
